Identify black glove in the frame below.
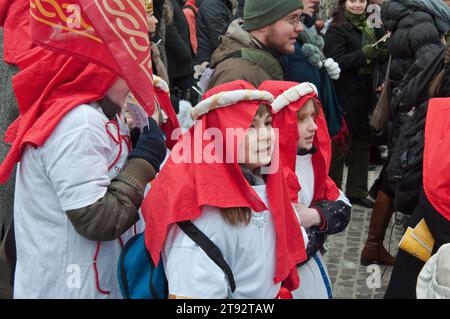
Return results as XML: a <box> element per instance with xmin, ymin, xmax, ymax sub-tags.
<box><xmin>311</xmin><ymin>200</ymin><xmax>351</xmax><ymax>235</ymax></box>
<box><xmin>130</xmin><ymin>127</ymin><xmax>141</xmax><ymax>149</ymax></box>
<box><xmin>305</xmin><ymin>228</ymin><xmax>326</xmax><ymax>259</ymax></box>
<box><xmin>128</xmin><ymin>118</ymin><xmax>167</xmax><ymax>172</ymax></box>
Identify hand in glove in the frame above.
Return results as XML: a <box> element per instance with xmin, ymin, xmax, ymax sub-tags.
<box><xmin>128</xmin><ymin>118</ymin><xmax>167</xmax><ymax>172</ymax></box>
<box><xmin>362</xmin><ymin>44</ymin><xmax>378</xmax><ymax>60</ymax></box>
<box><xmin>323</xmin><ymin>58</ymin><xmax>341</xmax><ymax>80</ymax></box>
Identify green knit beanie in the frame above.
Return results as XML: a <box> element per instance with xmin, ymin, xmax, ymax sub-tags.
<box><xmin>243</xmin><ymin>0</ymin><xmax>303</xmax><ymax>31</ymax></box>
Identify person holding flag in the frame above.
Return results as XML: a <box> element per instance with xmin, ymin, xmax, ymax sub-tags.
<box><xmin>0</xmin><ymin>0</ymin><xmax>168</xmax><ymax>298</ymax></box>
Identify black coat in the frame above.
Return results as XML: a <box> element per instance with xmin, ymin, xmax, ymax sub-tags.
<box><xmin>194</xmin><ymin>0</ymin><xmax>233</xmax><ymax>65</ymax></box>
<box><xmin>165</xmin><ymin>0</ymin><xmax>193</xmax><ymax>79</ymax></box>
<box><xmin>385</xmin><ymin>188</ymin><xmax>450</xmax><ymax>298</ymax></box>
<box><xmin>381</xmin><ymin>0</ymin><xmax>443</xmax><ymax>82</ymax></box>
<box><xmin>324</xmin><ymin>22</ymin><xmax>385</xmax><ymax>133</ymax></box>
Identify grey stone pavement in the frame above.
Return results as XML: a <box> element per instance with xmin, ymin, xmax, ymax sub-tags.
<box><xmin>323</xmin><ymin>165</ymin><xmax>406</xmax><ymax>299</ymax></box>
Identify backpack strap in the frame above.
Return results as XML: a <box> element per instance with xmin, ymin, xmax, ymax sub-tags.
<box><xmin>176</xmin><ymin>221</ymin><xmax>236</xmax><ymax>293</ymax></box>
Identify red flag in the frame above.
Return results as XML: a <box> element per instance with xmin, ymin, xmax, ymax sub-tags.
<box><xmin>0</xmin><ymin>0</ymin><xmax>34</xmax><ymax>64</ymax></box>
<box><xmin>29</xmin><ymin>0</ymin><xmax>155</xmax><ymax>116</ymax></box>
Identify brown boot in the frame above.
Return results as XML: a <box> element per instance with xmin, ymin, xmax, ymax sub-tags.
<box><xmin>360</xmin><ymin>191</ymin><xmax>396</xmax><ymax>266</ymax></box>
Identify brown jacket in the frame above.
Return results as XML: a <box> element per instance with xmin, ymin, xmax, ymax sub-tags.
<box><xmin>207</xmin><ymin>19</ymin><xmax>284</xmax><ymax>89</ymax></box>
<box><xmin>66</xmin><ymin>158</ymin><xmax>156</xmax><ymax>242</ymax></box>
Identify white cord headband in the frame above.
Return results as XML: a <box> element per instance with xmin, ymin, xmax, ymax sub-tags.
<box><xmin>190</xmin><ymin>89</ymin><xmax>274</xmax><ymax>120</ymax></box>
<box><xmin>271</xmin><ymin>82</ymin><xmax>318</xmax><ymax>113</ymax></box>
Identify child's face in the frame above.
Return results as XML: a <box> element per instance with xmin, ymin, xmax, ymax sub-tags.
<box><xmin>237</xmin><ymin>108</ymin><xmax>275</xmax><ymax>171</ymax></box>
<box><xmin>146</xmin><ymin>12</ymin><xmax>158</xmax><ymax>39</ymax></box>
<box><xmin>297</xmin><ymin>99</ymin><xmax>318</xmax><ymax>151</ymax></box>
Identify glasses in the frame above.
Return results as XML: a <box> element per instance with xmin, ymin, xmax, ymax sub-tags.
<box><xmin>283</xmin><ymin>14</ymin><xmax>305</xmax><ymax>27</ymax></box>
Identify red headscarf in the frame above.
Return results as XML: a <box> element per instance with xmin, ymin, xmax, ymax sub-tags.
<box><xmin>142</xmin><ymin>80</ymin><xmax>307</xmax><ymax>290</ymax></box>
<box><xmin>0</xmin><ymin>0</ymin><xmax>157</xmax><ymax>183</ymax></box>
<box><xmin>0</xmin><ymin>48</ymin><xmax>117</xmax><ymax>183</ymax></box>
<box><xmin>259</xmin><ymin>81</ymin><xmax>340</xmax><ymax>203</ymax></box>
<box><xmin>423</xmin><ymin>98</ymin><xmax>450</xmax><ymax>222</ymax></box>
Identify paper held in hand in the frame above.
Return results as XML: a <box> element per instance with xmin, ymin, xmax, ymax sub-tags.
<box><xmin>125</xmin><ymin>92</ymin><xmax>150</xmax><ymax>131</ymax></box>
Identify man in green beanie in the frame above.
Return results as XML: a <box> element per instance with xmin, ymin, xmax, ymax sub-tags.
<box><xmin>206</xmin><ymin>0</ymin><xmax>304</xmax><ymax>89</ymax></box>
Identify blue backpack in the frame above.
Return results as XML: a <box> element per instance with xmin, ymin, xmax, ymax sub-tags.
<box><xmin>118</xmin><ymin>221</ymin><xmax>236</xmax><ymax>299</ymax></box>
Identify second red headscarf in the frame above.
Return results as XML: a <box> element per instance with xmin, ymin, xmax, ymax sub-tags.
<box><xmin>260</xmin><ymin>80</ymin><xmax>340</xmax><ymax>203</ymax></box>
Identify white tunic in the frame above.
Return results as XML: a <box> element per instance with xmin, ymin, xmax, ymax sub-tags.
<box><xmin>13</xmin><ymin>103</ymin><xmax>135</xmax><ymax>299</ymax></box>
<box><xmin>162</xmin><ymin>185</ymin><xmax>281</xmax><ymax>299</ymax></box>
<box><xmin>292</xmin><ymin>154</ymin><xmax>333</xmax><ymax>299</ymax></box>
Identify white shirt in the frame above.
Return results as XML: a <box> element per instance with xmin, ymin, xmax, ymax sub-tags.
<box><xmin>295</xmin><ymin>154</ymin><xmax>350</xmax><ymax>207</ymax></box>
<box><xmin>13</xmin><ymin>103</ymin><xmax>135</xmax><ymax>299</ymax></box>
<box><xmin>292</xmin><ymin>154</ymin><xmax>349</xmax><ymax>299</ymax></box>
<box><xmin>162</xmin><ymin>185</ymin><xmax>281</xmax><ymax>299</ymax></box>
<box><xmin>296</xmin><ymin>154</ymin><xmax>315</xmax><ymax>207</ymax></box>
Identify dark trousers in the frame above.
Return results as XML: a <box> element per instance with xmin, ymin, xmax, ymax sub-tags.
<box><xmin>330</xmin><ymin>128</ymin><xmax>371</xmax><ymax>198</ymax></box>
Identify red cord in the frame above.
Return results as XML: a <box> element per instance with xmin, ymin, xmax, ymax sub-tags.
<box><xmin>93</xmin><ymin>118</ymin><xmax>130</xmax><ymax>296</ymax></box>
<box><xmin>93</xmin><ymin>242</ymin><xmax>111</xmax><ymax>295</ymax></box>
<box><xmin>105</xmin><ymin>121</ymin><xmax>124</xmax><ymax>171</ymax></box>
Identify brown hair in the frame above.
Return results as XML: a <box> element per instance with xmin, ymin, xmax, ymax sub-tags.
<box><xmin>220</xmin><ymin>207</ymin><xmax>252</xmax><ymax>226</ymax></box>
<box><xmin>429</xmin><ymin>45</ymin><xmax>450</xmax><ymax>98</ymax></box>
<box><xmin>297</xmin><ymin>98</ymin><xmax>320</xmax><ymax>121</ymax></box>
<box><xmin>255</xmin><ymin>103</ymin><xmax>272</xmax><ymax>118</ymax></box>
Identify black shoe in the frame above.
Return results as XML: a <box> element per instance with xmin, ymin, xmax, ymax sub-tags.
<box><xmin>347</xmin><ymin>196</ymin><xmax>374</xmax><ymax>209</ymax></box>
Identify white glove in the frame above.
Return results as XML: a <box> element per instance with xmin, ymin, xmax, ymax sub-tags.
<box><xmin>436</xmin><ymin>244</ymin><xmax>450</xmax><ymax>288</ymax></box>
<box><xmin>323</xmin><ymin>58</ymin><xmax>341</xmax><ymax>80</ymax></box>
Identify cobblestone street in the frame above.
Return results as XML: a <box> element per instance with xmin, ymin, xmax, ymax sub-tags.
<box><xmin>323</xmin><ymin>165</ymin><xmax>406</xmax><ymax>299</ymax></box>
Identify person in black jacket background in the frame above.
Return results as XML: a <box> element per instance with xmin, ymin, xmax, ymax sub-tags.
<box><xmin>360</xmin><ymin>0</ymin><xmax>450</xmax><ymax>266</ymax></box>
<box><xmin>381</xmin><ymin>0</ymin><xmax>449</xmax><ymax>83</ymax></box>
<box><xmin>193</xmin><ymin>0</ymin><xmax>234</xmax><ymax>66</ymax></box>
<box><xmin>384</xmin><ymin>50</ymin><xmax>450</xmax><ymax>298</ymax></box>
<box><xmin>324</xmin><ymin>0</ymin><xmax>388</xmax><ymax>209</ymax></box>
<box><xmin>165</xmin><ymin>0</ymin><xmax>195</xmax><ymax>110</ymax></box>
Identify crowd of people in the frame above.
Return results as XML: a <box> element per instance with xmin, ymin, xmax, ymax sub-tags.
<box><xmin>0</xmin><ymin>0</ymin><xmax>450</xmax><ymax>299</ymax></box>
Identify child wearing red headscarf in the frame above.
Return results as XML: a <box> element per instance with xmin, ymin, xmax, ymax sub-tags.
<box><xmin>260</xmin><ymin>80</ymin><xmax>352</xmax><ymax>299</ymax></box>
<box><xmin>141</xmin><ymin>80</ymin><xmax>307</xmax><ymax>298</ymax></box>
